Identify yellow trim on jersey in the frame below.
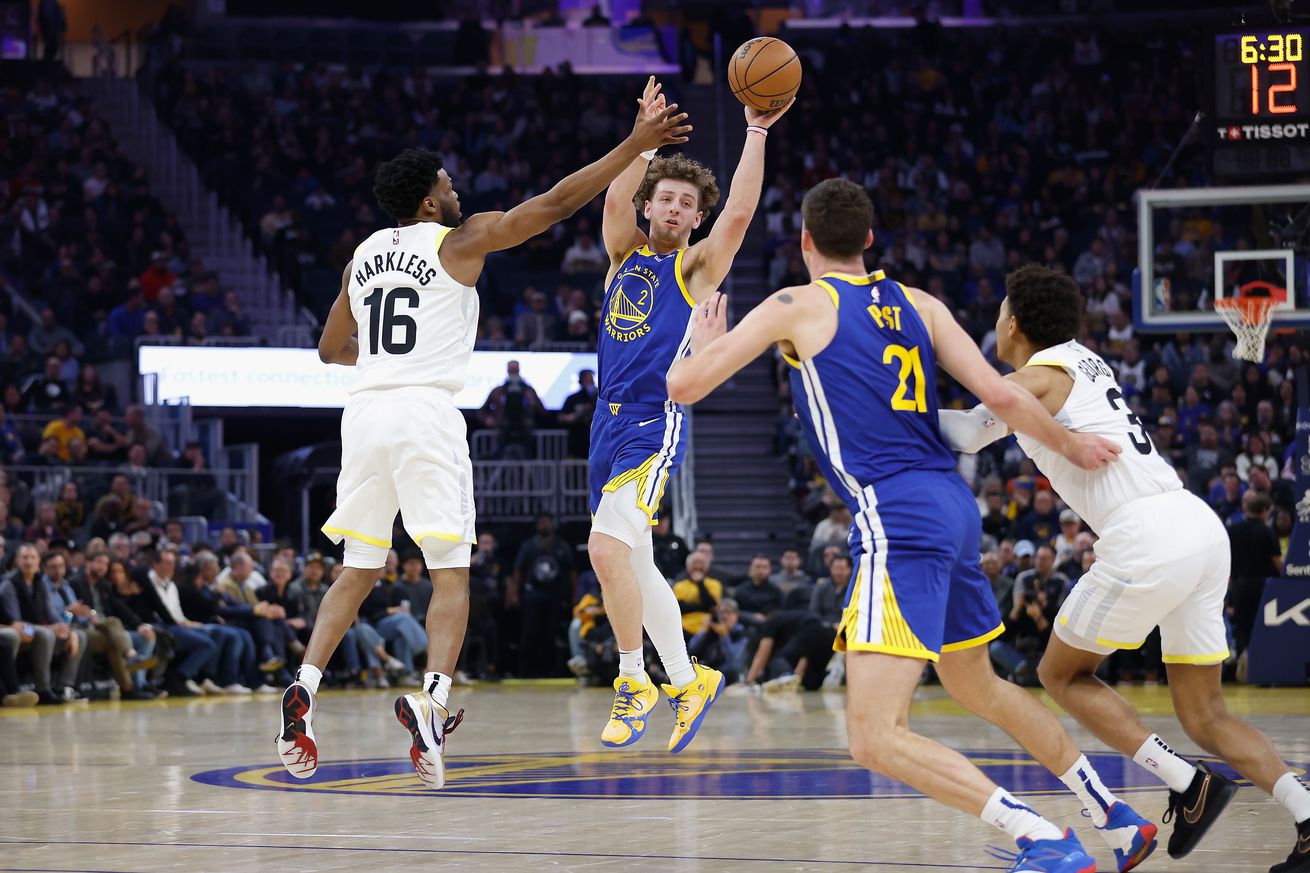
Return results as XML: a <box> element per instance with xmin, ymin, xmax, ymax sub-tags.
<box><xmin>941</xmin><ymin>622</ymin><xmax>1006</xmax><ymax>653</ymax></box>
<box><xmin>879</xmin><ymin>572</ymin><xmax>934</xmax><ymax>658</ymax></box>
<box><xmin>813</xmin><ymin>279</ymin><xmax>841</xmax><ymax>309</ymax></box>
<box><xmin>433</xmin><ymin>226</ymin><xmax>452</xmax><ymax>252</ymax></box>
<box><xmin>600</xmin><ymin>452</ymin><xmax>667</xmax><ymax>523</ymax></box>
<box><xmin>1026</xmin><ymin>358</ymin><xmax>1070</xmax><ymax>368</ymax></box>
<box><xmin>832</xmin><ymin>567</ymin><xmax>866</xmax><ymax>654</ymax></box>
<box><xmin>781</xmin><ymin>351</ymin><xmax>802</xmax><ymax>369</ymax></box>
<box><xmin>819</xmin><ymin>271</ymin><xmax>873</xmax><ymax>285</ymax></box>
<box><xmin>841</xmin><ymin>640</ymin><xmax>941</xmax><ymax>661</ymax></box>
<box><xmin>413</xmin><ymin>531</ymin><xmax>463</xmax><ymax>543</ymax></box>
<box><xmin>618</xmin><ymin>244</ymin><xmax>642</xmax><ymax>266</ymax></box>
<box><xmin>1162</xmin><ymin>650</ymin><xmax>1230</xmax><ymax>665</ymax></box>
<box><xmin>674</xmin><ymin>247</ymin><xmax>694</xmax><ymax>307</ymax></box>
<box><xmin>896</xmin><ymin>282</ymin><xmax>919</xmax><ymax>309</ymax></box>
<box><xmin>321</xmin><ymin>525</ymin><xmax>391</xmax><ymax>548</ymax></box>
<box><xmin>1095</xmin><ymin>635</ymin><xmax>1147</xmax><ymax>650</ymax></box>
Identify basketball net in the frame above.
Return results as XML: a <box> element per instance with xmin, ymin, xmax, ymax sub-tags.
<box><xmin>1215</xmin><ymin>294</ymin><xmax>1278</xmax><ymax>362</ymax></box>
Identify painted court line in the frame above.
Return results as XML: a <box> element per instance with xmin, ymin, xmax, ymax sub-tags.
<box><xmin>0</xmin><ymin>838</ymin><xmax>1008</xmax><ymax>869</ymax></box>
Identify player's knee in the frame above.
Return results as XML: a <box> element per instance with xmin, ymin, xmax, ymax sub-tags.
<box><xmin>419</xmin><ymin>536</ymin><xmax>470</xmax><ymax>571</ymax></box>
<box><xmin>343</xmin><ymin>538</ymin><xmax>388</xmax><ymax>570</ymax></box>
<box><xmin>588</xmin><ymin>531</ymin><xmax>630</xmax><ymax>577</ymax></box>
<box><xmin>849</xmin><ymin>725</ymin><xmax>898</xmax><ymax>775</ymax></box>
<box><xmin>591</xmin><ymin>485</ymin><xmax>651</xmax><ymax>553</ymax></box>
<box><xmin>1035</xmin><ymin>652</ymin><xmax>1065</xmax><ymax>692</ymax></box>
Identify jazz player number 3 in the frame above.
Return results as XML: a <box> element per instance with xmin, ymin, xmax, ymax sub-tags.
<box><xmin>274</xmin><ymin>88</ymin><xmax>691</xmax><ymax>788</ymax></box>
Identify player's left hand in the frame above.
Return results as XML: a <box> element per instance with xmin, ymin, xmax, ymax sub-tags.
<box><xmin>690</xmin><ymin>292</ymin><xmax>728</xmax><ymax>354</ymax></box>
<box><xmin>1065</xmin><ymin>432</ymin><xmax>1122</xmax><ymax>471</ymax></box>
<box><xmin>744</xmin><ymin>96</ymin><xmax>795</xmax><ymax>129</ymax></box>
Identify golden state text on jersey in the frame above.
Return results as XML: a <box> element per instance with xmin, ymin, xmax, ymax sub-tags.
<box><xmin>598</xmin><ymin>244</ymin><xmax>695</xmax><ymax>405</ymax></box>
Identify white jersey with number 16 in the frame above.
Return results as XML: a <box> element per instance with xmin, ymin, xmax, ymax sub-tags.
<box><xmin>347</xmin><ymin>222</ymin><xmax>478</xmax><ymax>395</ymax></box>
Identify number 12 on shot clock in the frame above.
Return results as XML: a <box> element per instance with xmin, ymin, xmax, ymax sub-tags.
<box><xmin>1240</xmin><ymin>33</ymin><xmax>1304</xmax><ymax>115</ymax></box>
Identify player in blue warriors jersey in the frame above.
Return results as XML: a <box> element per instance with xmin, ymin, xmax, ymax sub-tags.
<box><xmin>589</xmin><ymin>77</ymin><xmax>792</xmax><ymax>753</ymax></box>
<box><xmin>667</xmin><ymin>179</ymin><xmax>1155</xmax><ymax>873</ymax></box>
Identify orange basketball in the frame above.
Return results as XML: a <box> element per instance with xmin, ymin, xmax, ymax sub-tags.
<box><xmin>728</xmin><ymin>37</ymin><xmax>801</xmax><ymax>112</ymax></box>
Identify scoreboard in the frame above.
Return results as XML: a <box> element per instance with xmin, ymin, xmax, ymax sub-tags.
<box><xmin>1212</xmin><ymin>28</ymin><xmax>1310</xmax><ymax>180</ymax></box>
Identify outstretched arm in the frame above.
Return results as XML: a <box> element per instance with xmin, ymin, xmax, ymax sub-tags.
<box><xmin>939</xmin><ymin>366</ymin><xmax>1072</xmax><ymax>454</ymax></box>
<box><xmin>916</xmin><ymin>292</ymin><xmax>1119</xmax><ymax>471</ymax></box>
<box><xmin>602</xmin><ymin>77</ymin><xmax>662</xmax><ymax>262</ymax></box>
<box><xmin>445</xmin><ymin>96</ymin><xmax>690</xmax><ymax>267</ymax></box>
<box><xmin>667</xmin><ymin>290</ymin><xmax>793</xmax><ymax>405</ymax></box>
<box><xmin>682</xmin><ymin>100</ymin><xmax>793</xmax><ymax>302</ymax></box>
<box><xmin>318</xmin><ymin>262</ymin><xmax>359</xmax><ymax>366</ymax></box>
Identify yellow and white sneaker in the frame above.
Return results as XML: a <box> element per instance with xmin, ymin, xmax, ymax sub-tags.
<box><xmin>661</xmin><ymin>660</ymin><xmax>725</xmax><ymax>754</ymax></box>
<box><xmin>600</xmin><ymin>673</ymin><xmax>659</xmax><ymax>748</ymax></box>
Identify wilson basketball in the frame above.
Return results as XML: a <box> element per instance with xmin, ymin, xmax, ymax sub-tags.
<box><xmin>728</xmin><ymin>37</ymin><xmax>801</xmax><ymax>112</ymax></box>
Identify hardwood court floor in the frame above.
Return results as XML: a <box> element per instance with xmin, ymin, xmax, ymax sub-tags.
<box><xmin>1</xmin><ymin>682</ymin><xmax>1307</xmax><ymax>872</ymax></box>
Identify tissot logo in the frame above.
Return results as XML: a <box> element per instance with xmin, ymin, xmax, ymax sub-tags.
<box><xmin>1265</xmin><ymin>597</ymin><xmax>1310</xmax><ymax>626</ymax></box>
<box><xmin>1217</xmin><ymin>123</ymin><xmax>1310</xmax><ymax>141</ymax></box>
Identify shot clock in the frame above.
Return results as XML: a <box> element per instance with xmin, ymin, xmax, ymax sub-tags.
<box><xmin>1212</xmin><ymin>28</ymin><xmax>1310</xmax><ymax>179</ymax></box>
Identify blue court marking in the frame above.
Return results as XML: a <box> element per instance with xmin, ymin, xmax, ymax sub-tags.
<box><xmin>0</xmin><ymin>839</ymin><xmax>1007</xmax><ymax>869</ymax></box>
<box><xmin>190</xmin><ymin>747</ymin><xmax>1295</xmax><ymax>801</ymax></box>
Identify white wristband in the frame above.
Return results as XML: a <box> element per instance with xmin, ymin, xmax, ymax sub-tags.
<box><xmin>640</xmin><ymin>148</ymin><xmax>657</xmax><ymax>160</ymax></box>
<box><xmin>747</xmin><ymin>125</ymin><xmax>768</xmax><ymax>137</ymax></box>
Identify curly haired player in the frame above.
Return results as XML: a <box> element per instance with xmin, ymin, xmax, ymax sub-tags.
<box><xmin>588</xmin><ymin>76</ymin><xmax>790</xmax><ymax>754</ymax></box>
<box><xmin>275</xmin><ymin>87</ymin><xmax>689</xmax><ymax>789</ymax></box>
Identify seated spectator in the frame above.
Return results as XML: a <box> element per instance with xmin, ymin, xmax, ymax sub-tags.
<box><xmin>1012</xmin><ymin>488</ymin><xmax>1061</xmax><ymax>546</ymax></box>
<box><xmin>123</xmin><ymin>404</ymin><xmax>169</xmax><ymax>465</ymax></box>
<box><xmin>24</xmin><ymin>356</ymin><xmax>71</xmax><ymax>413</ymax></box>
<box><xmin>561</xmin><ymin>233</ymin><xmax>609</xmax><ymax>274</ymax></box>
<box><xmin>568</xmin><ymin>584</ymin><xmax>605</xmax><ymax>676</ymax></box>
<box><xmin>743</xmin><ymin>609</ymin><xmax>836</xmax><ymax>691</ymax></box>
<box><xmin>108</xmin><ymin>288</ymin><xmax>147</xmax><ymax>340</ymax></box>
<box><xmin>73</xmin><ymin>365</ymin><xmax>117</xmax><ymax>413</ymax></box>
<box><xmin>89</xmin><ymin>494</ymin><xmax>126</xmax><ymax>541</ymax></box>
<box><xmin>1236</xmin><ymin>433</ymin><xmax>1279</xmax><ymax>483</ymax></box>
<box><xmin>767</xmin><ymin>547</ymin><xmax>811</xmax><ymax>593</ymax></box>
<box><xmin>394</xmin><ymin>552</ymin><xmax>433</xmax><ymax>621</ymax></box>
<box><xmin>732</xmin><ymin>555</ymin><xmax>784</xmax><ymax>627</ymax></box>
<box><xmin>809</xmin><ymin>553</ymin><xmax>853</xmax><ymax>627</ymax></box>
<box><xmin>979</xmin><ymin>550</ymin><xmax>1015</xmax><ymax>613</ymax></box>
<box><xmin>652</xmin><ymin>515</ymin><xmax>689</xmax><ymax>580</ymax></box>
<box><xmin>0</xmin><ymin>543</ymin><xmax>84</xmax><ymax>703</ymax></box>
<box><xmin>25</xmin><ymin>503</ymin><xmax>61</xmax><ymax>544</ymax></box>
<box><xmin>0</xmin><ymin>604</ymin><xmax>39</xmax><ymax>706</ymax></box>
<box><xmin>673</xmin><ymin>552</ymin><xmax>723</xmax><ymax>637</ymax></box>
<box><xmin>139</xmin><ymin>251</ymin><xmax>177</xmax><ymax>302</ymax></box>
<box><xmin>514</xmin><ymin>292</ymin><xmax>559</xmax><ymax>349</ymax></box>
<box><xmin>1210</xmin><ymin>471</ymin><xmax>1246</xmax><ymax>521</ymax></box>
<box><xmin>29</xmin><ymin>308</ymin><xmax>83</xmax><ymax>358</ymax></box>
<box><xmin>86</xmin><ymin>408</ymin><xmax>130</xmax><ymax>464</ymax></box>
<box><xmin>808</xmin><ymin>503</ymin><xmax>851</xmax><ymax>572</ymax></box>
<box><xmin>1051</xmin><ymin>510</ymin><xmax>1083</xmax><ymax>564</ymax></box>
<box><xmin>55</xmin><ymin>483</ymin><xmax>85</xmax><ymax>539</ymax></box>
<box><xmin>1056</xmin><ymin>532</ymin><xmax>1095</xmax><ymax>581</ymax></box>
<box><xmin>0</xmin><ymin>407</ymin><xmax>25</xmax><ymax>464</ymax></box>
<box><xmin>213</xmin><ymin>290</ymin><xmax>250</xmax><ymax>336</ymax></box>
<box><xmin>360</xmin><ymin>571</ymin><xmax>426</xmax><ymax>679</ymax></box>
<box><xmin>687</xmin><ymin>598</ymin><xmax>749</xmax><ymax>684</ymax></box>
<box><xmin>1014</xmin><ymin>544</ymin><xmax>1072</xmax><ymax>610</ymax></box>
<box><xmin>255</xmin><ymin>555</ymin><xmax>308</xmax><ymax>652</ymax></box>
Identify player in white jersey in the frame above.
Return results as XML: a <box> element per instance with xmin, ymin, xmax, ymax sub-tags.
<box><xmin>275</xmin><ymin>92</ymin><xmax>691</xmax><ymax>788</ymax></box>
<box><xmin>940</xmin><ymin>265</ymin><xmax>1310</xmax><ymax>873</ymax></box>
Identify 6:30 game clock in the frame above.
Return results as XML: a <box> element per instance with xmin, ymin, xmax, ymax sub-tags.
<box><xmin>1212</xmin><ymin>28</ymin><xmax>1310</xmax><ymax>180</ymax></box>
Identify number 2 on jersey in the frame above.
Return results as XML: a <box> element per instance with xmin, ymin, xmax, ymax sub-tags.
<box><xmin>1105</xmin><ymin>387</ymin><xmax>1152</xmax><ymax>455</ymax></box>
<box><xmin>884</xmin><ymin>344</ymin><xmax>927</xmax><ymax>412</ymax></box>
<box><xmin>363</xmin><ymin>287</ymin><xmax>418</xmax><ymax>355</ymax></box>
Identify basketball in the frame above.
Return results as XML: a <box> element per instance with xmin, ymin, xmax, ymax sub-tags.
<box><xmin>728</xmin><ymin>37</ymin><xmax>801</xmax><ymax>112</ymax></box>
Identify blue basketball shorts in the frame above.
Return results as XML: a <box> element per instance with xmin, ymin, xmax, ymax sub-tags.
<box><xmin>588</xmin><ymin>400</ymin><xmax>687</xmax><ymax>523</ymax></box>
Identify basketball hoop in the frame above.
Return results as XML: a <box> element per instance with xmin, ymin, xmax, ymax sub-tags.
<box><xmin>1215</xmin><ymin>291</ymin><xmax>1279</xmax><ymax>362</ymax></box>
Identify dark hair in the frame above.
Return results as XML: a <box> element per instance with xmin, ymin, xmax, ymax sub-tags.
<box><xmin>801</xmin><ymin>178</ymin><xmax>874</xmax><ymax>259</ymax></box>
<box><xmin>634</xmin><ymin>154</ymin><xmax>721</xmax><ymax>215</ymax></box>
<box><xmin>830</xmin><ymin>554</ymin><xmax>853</xmax><ymax>567</ymax></box>
<box><xmin>373</xmin><ymin>149</ymin><xmax>444</xmax><ymax>222</ymax></box>
<box><xmin>1004</xmin><ymin>264</ymin><xmax>1085</xmax><ymax>348</ymax></box>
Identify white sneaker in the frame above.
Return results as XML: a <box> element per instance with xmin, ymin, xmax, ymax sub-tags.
<box><xmin>200</xmin><ymin>678</ymin><xmax>224</xmax><ymax>695</ymax></box>
<box><xmin>394</xmin><ymin>693</ymin><xmax>463</xmax><ymax>789</ymax></box>
<box><xmin>384</xmin><ymin>656</ymin><xmax>407</xmax><ymax>674</ymax></box>
<box><xmin>224</xmin><ymin>683</ymin><xmax>253</xmax><ymax>695</ymax></box>
<box><xmin>762</xmin><ymin>673</ymin><xmax>801</xmax><ymax>693</ymax></box>
<box><xmin>276</xmin><ymin>683</ymin><xmax>317</xmax><ymax>779</ymax></box>
<box><xmin>254</xmin><ymin>684</ymin><xmax>281</xmax><ymax>694</ymax></box>
<box><xmin>185</xmin><ymin>679</ymin><xmax>205</xmax><ymax>696</ymax></box>
<box><xmin>452</xmin><ymin>670</ymin><xmax>473</xmax><ymax>687</ymax></box>
<box><xmin>822</xmin><ymin>653</ymin><xmax>846</xmax><ymax>689</ymax></box>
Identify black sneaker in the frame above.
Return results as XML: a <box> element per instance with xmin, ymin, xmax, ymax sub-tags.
<box><xmin>1162</xmin><ymin>762</ymin><xmax>1239</xmax><ymax>859</ymax></box>
<box><xmin>1271</xmin><ymin>818</ymin><xmax>1310</xmax><ymax>873</ymax></box>
<box><xmin>36</xmin><ymin>689</ymin><xmax>65</xmax><ymax>706</ymax></box>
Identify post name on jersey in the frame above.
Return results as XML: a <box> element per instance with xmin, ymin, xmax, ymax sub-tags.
<box><xmin>866</xmin><ymin>304</ymin><xmax>904</xmax><ymax>331</ymax></box>
<box><xmin>605</xmin><ymin>264</ymin><xmax>658</xmax><ymax>343</ymax></box>
<box><xmin>354</xmin><ymin>250</ymin><xmax>439</xmax><ymax>288</ymax></box>
<box><xmin>1076</xmin><ymin>355</ymin><xmax>1114</xmax><ymax>382</ymax></box>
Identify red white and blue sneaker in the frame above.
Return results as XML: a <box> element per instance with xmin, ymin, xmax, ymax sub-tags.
<box><xmin>1094</xmin><ymin>802</ymin><xmax>1158</xmax><ymax>872</ymax></box>
<box><xmin>275</xmin><ymin>682</ymin><xmax>318</xmax><ymax>779</ymax></box>
<box><xmin>394</xmin><ymin>693</ymin><xmax>464</xmax><ymax>789</ymax></box>
<box><xmin>989</xmin><ymin>829</ymin><xmax>1098</xmax><ymax>873</ymax></box>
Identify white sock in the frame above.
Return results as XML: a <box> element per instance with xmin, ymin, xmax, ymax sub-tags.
<box><xmin>1133</xmin><ymin>733</ymin><xmax>1196</xmax><ymax>793</ymax></box>
<box><xmin>1059</xmin><ymin>755</ymin><xmax>1119</xmax><ymax>827</ymax></box>
<box><xmin>1273</xmin><ymin>772</ymin><xmax>1310</xmax><ymax>824</ymax></box>
<box><xmin>631</xmin><ymin>543</ymin><xmax>696</xmax><ymax>687</ymax></box>
<box><xmin>424</xmin><ymin>672</ymin><xmax>451</xmax><ymax>710</ymax></box>
<box><xmin>618</xmin><ymin>648</ymin><xmax>645</xmax><ymax>679</ymax></box>
<box><xmin>294</xmin><ymin>664</ymin><xmax>322</xmax><ymax>695</ymax></box>
<box><xmin>982</xmin><ymin>787</ymin><xmax>1066</xmax><ymax>842</ymax></box>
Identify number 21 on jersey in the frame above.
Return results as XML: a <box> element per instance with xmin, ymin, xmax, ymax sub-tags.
<box><xmin>884</xmin><ymin>344</ymin><xmax>927</xmax><ymax>412</ymax></box>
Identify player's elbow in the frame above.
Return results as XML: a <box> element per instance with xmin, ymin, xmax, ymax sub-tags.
<box><xmin>317</xmin><ymin>342</ymin><xmax>334</xmax><ymax>364</ymax></box>
<box><xmin>666</xmin><ymin>369</ymin><xmax>702</xmax><ymax>405</ymax></box>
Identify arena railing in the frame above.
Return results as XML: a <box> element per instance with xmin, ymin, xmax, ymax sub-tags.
<box><xmin>469</xmin><ymin>429</ymin><xmax>570</xmax><ymax>461</ymax></box>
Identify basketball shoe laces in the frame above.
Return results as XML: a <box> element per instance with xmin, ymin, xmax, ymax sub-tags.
<box><xmin>609</xmin><ymin>683</ymin><xmax>644</xmax><ymax>724</ymax></box>
<box><xmin>665</xmin><ymin>687</ymin><xmax>696</xmax><ymax>727</ymax></box>
<box><xmin>985</xmin><ymin>840</ymin><xmax>1071</xmax><ymax>871</ymax></box>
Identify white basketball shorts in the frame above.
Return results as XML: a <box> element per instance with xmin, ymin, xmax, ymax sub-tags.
<box><xmin>1054</xmin><ymin>489</ymin><xmax>1229</xmax><ymax>665</ymax></box>
<box><xmin>322</xmin><ymin>387</ymin><xmax>475</xmax><ymax>562</ymax></box>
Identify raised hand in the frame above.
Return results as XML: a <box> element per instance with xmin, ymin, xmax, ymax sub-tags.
<box><xmin>744</xmin><ymin>96</ymin><xmax>795</xmax><ymax>129</ymax></box>
<box><xmin>690</xmin><ymin>292</ymin><xmax>728</xmax><ymax>355</ymax></box>
<box><xmin>632</xmin><ymin>84</ymin><xmax>691</xmax><ymax>152</ymax></box>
